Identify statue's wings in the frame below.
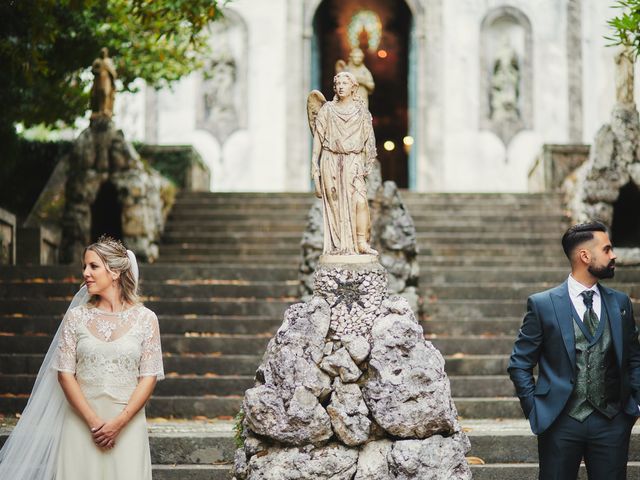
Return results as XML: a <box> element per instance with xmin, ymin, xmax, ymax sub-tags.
<box><xmin>335</xmin><ymin>59</ymin><xmax>347</xmax><ymax>73</ymax></box>
<box><xmin>306</xmin><ymin>90</ymin><xmax>327</xmax><ymax>134</ymax></box>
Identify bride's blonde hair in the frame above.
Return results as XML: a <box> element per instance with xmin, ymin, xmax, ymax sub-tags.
<box><xmin>83</xmin><ymin>235</ymin><xmax>139</xmax><ymax>306</ymax></box>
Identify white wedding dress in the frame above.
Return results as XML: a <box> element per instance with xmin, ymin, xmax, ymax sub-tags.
<box><xmin>52</xmin><ymin>304</ymin><xmax>164</xmax><ymax>479</ymax></box>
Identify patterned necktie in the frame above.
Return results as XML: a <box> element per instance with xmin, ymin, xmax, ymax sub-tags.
<box><xmin>581</xmin><ymin>290</ymin><xmax>599</xmax><ymax>336</ymax></box>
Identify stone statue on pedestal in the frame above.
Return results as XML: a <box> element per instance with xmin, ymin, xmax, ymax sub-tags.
<box><xmin>90</xmin><ymin>48</ymin><xmax>117</xmax><ymax>120</ymax></box>
<box><xmin>335</xmin><ymin>48</ymin><xmax>375</xmax><ymax>108</ymax></box>
<box><xmin>307</xmin><ymin>72</ymin><xmax>378</xmax><ymax>260</ymax></box>
<box><xmin>231</xmin><ymin>72</ymin><xmax>470</xmax><ymax>480</ymax></box>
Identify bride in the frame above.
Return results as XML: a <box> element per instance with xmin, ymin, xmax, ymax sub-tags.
<box><xmin>0</xmin><ymin>235</ymin><xmax>164</xmax><ymax>479</ymax></box>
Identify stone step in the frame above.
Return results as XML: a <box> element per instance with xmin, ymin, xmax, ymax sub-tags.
<box><xmin>470</xmin><ymin>464</ymin><xmax>640</xmax><ymax>480</ymax></box>
<box><xmin>418</xmin><ymin>232</ymin><xmax>559</xmax><ymax>244</ymax></box>
<box><xmin>0</xmin><ymin>265</ymin><xmax>299</xmax><ymax>282</ymax></box>
<box><xmin>176</xmin><ymin>192</ymin><xmax>309</xmax><ymax>200</ymax></box>
<box><xmin>455</xmin><ymin>397</ymin><xmax>523</xmax><ymax>418</ymax></box>
<box><xmin>418</xmin><ymin>245</ymin><xmax>565</xmax><ymax>257</ymax></box>
<box><xmin>162</xmin><ymin>218</ymin><xmax>562</xmax><ymax>230</ymax></box>
<box><xmin>418</xmin><ymin>256</ymin><xmax>566</xmax><ymax>267</ymax></box>
<box><xmin>168</xmin><ymin>210</ymin><xmax>309</xmax><ymax>221</ymax></box>
<box><xmin>0</xmin><ymin>282</ymin><xmax>300</xmax><ymax>300</ymax></box>
<box><xmin>0</xmin><ymin>395</ymin><xmax>243</xmax><ymax>419</ymax></box>
<box><xmin>0</xmin><ymin>374</ymin><xmax>256</xmax><ymax>397</ymax></box>
<box><xmin>156</xmin><ymin>254</ymin><xmax>301</xmax><ymax>264</ymax></box>
<box><xmin>2</xmin><ymin>373</ymin><xmax>514</xmax><ymax>398</ymax></box>
<box><xmin>445</xmin><ymin>354</ymin><xmax>510</xmax><ymax>375</ymax></box>
<box><xmin>164</xmin><ymin>216</ymin><xmax>308</xmax><ymax>227</ymax></box>
<box><xmin>2</xmin><ymin>395</ymin><xmax>526</xmax><ymax>419</ymax></box>
<box><xmin>0</xmin><ymin>334</ymin><xmax>274</xmax><ymax>355</ymax></box>
<box><xmin>0</xmin><ymin>298</ymin><xmax>296</xmax><ymax>316</ymax></box>
<box><xmin>0</xmin><ymin>351</ymin><xmax>510</xmax><ymax>377</ymax></box>
<box><xmin>2</xmin><ymin>418</ymin><xmax>640</xmax><ymax>479</ymax></box>
<box><xmin>420</xmin><ymin>267</ymin><xmax>640</xmax><ymax>284</ymax></box>
<box><xmin>0</xmin><ymin>314</ymin><xmax>283</xmax><ymax>336</ymax></box>
<box><xmin>429</xmin><ymin>336</ymin><xmax>516</xmax><ymax>356</ymax></box>
<box><xmin>162</xmin><ymin>230</ymin><xmax>302</xmax><ymax>239</ymax></box>
<box><xmin>0</xmin><ymin>332</ymin><xmax>516</xmax><ymax>357</ymax></box>
<box><xmin>158</xmin><ymin>245</ymin><xmax>301</xmax><ymax>255</ymax></box>
<box><xmin>0</xmin><ymin>354</ymin><xmax>261</xmax><ymax>376</ymax></box>
<box><xmin>424</xmin><ymin>318</ymin><xmax>521</xmax><ymax>336</ymax></box>
<box><xmin>425</xmin><ymin>283</ymin><xmax>640</xmax><ymax>300</ymax></box>
<box><xmin>425</xmin><ymin>299</ymin><xmax>640</xmax><ymax>319</ymax></box>
<box><xmin>463</xmin><ymin>419</ymin><xmax>640</xmax><ymax>463</ymax></box>
<box><xmin>152</xmin><ymin>465</ymin><xmax>230</xmax><ymax>480</ymax></box>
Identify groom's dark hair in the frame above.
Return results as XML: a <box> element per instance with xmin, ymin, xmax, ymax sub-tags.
<box><xmin>561</xmin><ymin>221</ymin><xmax>608</xmax><ymax>259</ymax></box>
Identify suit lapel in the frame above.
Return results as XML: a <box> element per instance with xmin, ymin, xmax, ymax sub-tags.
<box><xmin>550</xmin><ymin>281</ymin><xmax>576</xmax><ymax>370</ymax></box>
<box><xmin>600</xmin><ymin>284</ymin><xmax>623</xmax><ymax>367</ymax></box>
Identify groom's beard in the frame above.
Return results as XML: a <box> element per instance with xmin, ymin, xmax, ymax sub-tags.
<box><xmin>589</xmin><ymin>260</ymin><xmax>616</xmax><ymax>279</ymax></box>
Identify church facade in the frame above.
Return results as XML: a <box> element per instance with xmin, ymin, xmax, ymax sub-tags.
<box><xmin>116</xmin><ymin>0</ymin><xmax>632</xmax><ymax>193</ymax></box>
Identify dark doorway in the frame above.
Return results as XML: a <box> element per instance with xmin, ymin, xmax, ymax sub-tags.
<box><xmin>611</xmin><ymin>182</ymin><xmax>640</xmax><ymax>247</ymax></box>
<box><xmin>91</xmin><ymin>181</ymin><xmax>122</xmax><ymax>241</ymax></box>
<box><xmin>314</xmin><ymin>0</ymin><xmax>411</xmax><ymax>188</ymax></box>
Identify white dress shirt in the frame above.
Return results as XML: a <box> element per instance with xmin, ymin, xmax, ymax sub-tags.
<box><xmin>567</xmin><ymin>274</ymin><xmax>601</xmax><ymax>322</ymax></box>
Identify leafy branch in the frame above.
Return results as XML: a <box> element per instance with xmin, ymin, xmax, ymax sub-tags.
<box><xmin>606</xmin><ymin>0</ymin><xmax>640</xmax><ymax>58</ymax></box>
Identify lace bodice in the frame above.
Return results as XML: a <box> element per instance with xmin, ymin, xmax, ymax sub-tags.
<box><xmin>52</xmin><ymin>304</ymin><xmax>164</xmax><ymax>402</ymax></box>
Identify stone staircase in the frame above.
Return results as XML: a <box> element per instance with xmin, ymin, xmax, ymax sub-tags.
<box><xmin>2</xmin><ymin>191</ymin><xmax>640</xmax><ymax>479</ymax></box>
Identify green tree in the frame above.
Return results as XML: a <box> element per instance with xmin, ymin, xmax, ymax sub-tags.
<box><xmin>607</xmin><ymin>0</ymin><xmax>640</xmax><ymax>57</ymax></box>
<box><xmin>0</xmin><ymin>0</ymin><xmax>229</xmax><ymax>140</ymax></box>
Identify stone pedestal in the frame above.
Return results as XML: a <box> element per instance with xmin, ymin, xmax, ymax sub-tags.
<box><xmin>233</xmin><ymin>261</ymin><xmax>471</xmax><ymax>480</ymax></box>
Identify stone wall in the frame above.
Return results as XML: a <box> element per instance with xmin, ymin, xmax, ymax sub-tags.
<box><xmin>528</xmin><ymin>144</ymin><xmax>589</xmax><ymax>192</ymax></box>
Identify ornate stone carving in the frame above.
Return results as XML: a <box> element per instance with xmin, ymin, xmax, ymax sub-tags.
<box><xmin>197</xmin><ymin>14</ymin><xmax>247</xmax><ymax>144</ymax></box>
<box><xmin>480</xmin><ymin>7</ymin><xmax>532</xmax><ymax>147</ymax></box>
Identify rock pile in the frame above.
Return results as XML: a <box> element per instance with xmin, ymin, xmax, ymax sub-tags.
<box><xmin>233</xmin><ymin>261</ymin><xmax>471</xmax><ymax>480</ymax></box>
<box><xmin>61</xmin><ymin>118</ymin><xmax>174</xmax><ymax>262</ymax></box>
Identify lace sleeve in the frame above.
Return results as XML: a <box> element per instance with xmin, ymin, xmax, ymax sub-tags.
<box><xmin>139</xmin><ymin>309</ymin><xmax>164</xmax><ymax>380</ymax></box>
<box><xmin>51</xmin><ymin>307</ymin><xmax>80</xmax><ymax>373</ymax></box>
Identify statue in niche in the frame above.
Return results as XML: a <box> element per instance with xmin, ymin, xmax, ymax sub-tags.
<box><xmin>615</xmin><ymin>47</ymin><xmax>635</xmax><ymax>105</ymax></box>
<box><xmin>336</xmin><ymin>48</ymin><xmax>375</xmax><ymax>108</ymax></box>
<box><xmin>201</xmin><ymin>40</ymin><xmax>239</xmax><ymax>143</ymax></box>
<box><xmin>307</xmin><ymin>72</ymin><xmax>378</xmax><ymax>257</ymax></box>
<box><xmin>90</xmin><ymin>47</ymin><xmax>117</xmax><ymax>120</ymax></box>
<box><xmin>490</xmin><ymin>40</ymin><xmax>521</xmax><ymax>123</ymax></box>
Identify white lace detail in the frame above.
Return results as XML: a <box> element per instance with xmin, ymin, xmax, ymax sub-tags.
<box><xmin>52</xmin><ymin>305</ymin><xmax>164</xmax><ymax>402</ymax></box>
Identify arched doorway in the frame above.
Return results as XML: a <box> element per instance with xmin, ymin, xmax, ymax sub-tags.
<box><xmin>91</xmin><ymin>181</ymin><xmax>123</xmax><ymax>241</ymax></box>
<box><xmin>611</xmin><ymin>182</ymin><xmax>640</xmax><ymax>247</ymax></box>
<box><xmin>313</xmin><ymin>0</ymin><xmax>412</xmax><ymax>188</ymax></box>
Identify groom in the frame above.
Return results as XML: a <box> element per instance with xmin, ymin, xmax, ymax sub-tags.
<box><xmin>508</xmin><ymin>221</ymin><xmax>640</xmax><ymax>479</ymax></box>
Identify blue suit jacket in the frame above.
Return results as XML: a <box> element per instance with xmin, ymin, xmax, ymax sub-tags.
<box><xmin>508</xmin><ymin>280</ymin><xmax>640</xmax><ymax>435</ymax></box>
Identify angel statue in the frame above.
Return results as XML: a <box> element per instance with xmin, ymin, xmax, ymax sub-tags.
<box><xmin>307</xmin><ymin>71</ymin><xmax>378</xmax><ymax>258</ymax></box>
<box><xmin>335</xmin><ymin>48</ymin><xmax>375</xmax><ymax>108</ymax></box>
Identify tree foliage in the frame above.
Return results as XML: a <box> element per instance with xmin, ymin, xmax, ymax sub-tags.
<box><xmin>0</xmin><ymin>0</ymin><xmax>229</xmax><ymax>130</ymax></box>
<box><xmin>607</xmin><ymin>0</ymin><xmax>640</xmax><ymax>58</ymax></box>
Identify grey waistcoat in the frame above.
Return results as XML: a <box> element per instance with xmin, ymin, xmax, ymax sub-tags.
<box><xmin>565</xmin><ymin>303</ymin><xmax>621</xmax><ymax>421</ymax></box>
